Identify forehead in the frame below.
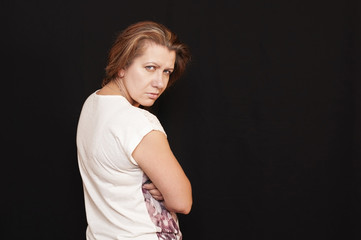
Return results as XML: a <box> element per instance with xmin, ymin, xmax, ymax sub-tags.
<box><xmin>136</xmin><ymin>42</ymin><xmax>176</xmax><ymax>67</ymax></box>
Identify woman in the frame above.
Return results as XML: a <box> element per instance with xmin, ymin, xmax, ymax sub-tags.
<box><xmin>76</xmin><ymin>21</ymin><xmax>192</xmax><ymax>240</ymax></box>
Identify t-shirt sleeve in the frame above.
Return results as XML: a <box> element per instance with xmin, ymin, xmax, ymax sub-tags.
<box><xmin>120</xmin><ymin>109</ymin><xmax>166</xmax><ymax>166</ymax></box>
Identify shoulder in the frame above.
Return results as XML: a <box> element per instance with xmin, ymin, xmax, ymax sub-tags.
<box><xmin>127</xmin><ymin>107</ymin><xmax>166</xmax><ymax>135</ymax></box>
<box><xmin>138</xmin><ymin>108</ymin><xmax>162</xmax><ymax>127</ymax></box>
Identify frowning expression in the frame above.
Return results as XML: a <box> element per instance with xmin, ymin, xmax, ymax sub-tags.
<box><xmin>119</xmin><ymin>42</ymin><xmax>176</xmax><ymax>107</ymax></box>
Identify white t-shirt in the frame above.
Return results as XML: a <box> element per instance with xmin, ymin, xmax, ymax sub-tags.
<box><xmin>76</xmin><ymin>91</ymin><xmax>182</xmax><ymax>240</ymax></box>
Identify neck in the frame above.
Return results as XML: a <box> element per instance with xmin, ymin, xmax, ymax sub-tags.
<box><xmin>108</xmin><ymin>79</ymin><xmax>138</xmax><ymax>107</ymax></box>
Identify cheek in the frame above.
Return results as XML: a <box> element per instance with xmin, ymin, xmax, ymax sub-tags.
<box><xmin>131</xmin><ymin>69</ymin><xmax>147</xmax><ymax>85</ymax></box>
<box><xmin>163</xmin><ymin>77</ymin><xmax>170</xmax><ymax>87</ymax></box>
<box><xmin>125</xmin><ymin>71</ymin><xmax>141</xmax><ymax>88</ymax></box>
<box><xmin>125</xmin><ymin>73</ymin><xmax>148</xmax><ymax>96</ymax></box>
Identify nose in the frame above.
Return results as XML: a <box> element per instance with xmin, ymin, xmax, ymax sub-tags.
<box><xmin>152</xmin><ymin>71</ymin><xmax>165</xmax><ymax>89</ymax></box>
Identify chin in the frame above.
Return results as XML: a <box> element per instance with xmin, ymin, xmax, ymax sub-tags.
<box><xmin>140</xmin><ymin>101</ymin><xmax>156</xmax><ymax>107</ymax></box>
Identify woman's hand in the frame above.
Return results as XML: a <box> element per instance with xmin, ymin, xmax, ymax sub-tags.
<box><xmin>134</xmin><ymin>130</ymin><xmax>192</xmax><ymax>214</ymax></box>
<box><xmin>143</xmin><ymin>182</ymin><xmax>164</xmax><ymax>201</ymax></box>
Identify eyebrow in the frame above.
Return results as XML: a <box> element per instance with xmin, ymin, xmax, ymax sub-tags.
<box><xmin>145</xmin><ymin>62</ymin><xmax>160</xmax><ymax>67</ymax></box>
<box><xmin>145</xmin><ymin>62</ymin><xmax>174</xmax><ymax>70</ymax></box>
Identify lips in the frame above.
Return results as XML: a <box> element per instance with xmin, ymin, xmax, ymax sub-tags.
<box><xmin>147</xmin><ymin>93</ymin><xmax>159</xmax><ymax>100</ymax></box>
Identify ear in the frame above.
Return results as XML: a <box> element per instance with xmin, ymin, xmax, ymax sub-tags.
<box><xmin>118</xmin><ymin>68</ymin><xmax>126</xmax><ymax>78</ymax></box>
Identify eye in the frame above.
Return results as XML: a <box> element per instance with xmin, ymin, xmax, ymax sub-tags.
<box><xmin>163</xmin><ymin>69</ymin><xmax>173</xmax><ymax>75</ymax></box>
<box><xmin>145</xmin><ymin>66</ymin><xmax>156</xmax><ymax>71</ymax></box>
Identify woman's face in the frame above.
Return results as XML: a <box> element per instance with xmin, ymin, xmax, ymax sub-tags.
<box><xmin>119</xmin><ymin>43</ymin><xmax>176</xmax><ymax>107</ymax></box>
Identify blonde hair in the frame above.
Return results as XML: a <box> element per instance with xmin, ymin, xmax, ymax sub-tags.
<box><xmin>102</xmin><ymin>21</ymin><xmax>191</xmax><ymax>88</ymax></box>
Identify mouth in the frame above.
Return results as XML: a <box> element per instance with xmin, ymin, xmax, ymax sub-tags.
<box><xmin>147</xmin><ymin>93</ymin><xmax>159</xmax><ymax>100</ymax></box>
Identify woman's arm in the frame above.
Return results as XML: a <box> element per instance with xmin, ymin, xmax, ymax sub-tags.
<box><xmin>143</xmin><ymin>182</ymin><xmax>164</xmax><ymax>201</ymax></box>
<box><xmin>132</xmin><ymin>130</ymin><xmax>192</xmax><ymax>214</ymax></box>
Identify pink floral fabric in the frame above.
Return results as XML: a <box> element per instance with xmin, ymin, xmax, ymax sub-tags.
<box><xmin>142</xmin><ymin>176</ymin><xmax>182</xmax><ymax>240</ymax></box>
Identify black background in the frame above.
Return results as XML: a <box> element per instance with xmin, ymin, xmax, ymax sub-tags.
<box><xmin>3</xmin><ymin>0</ymin><xmax>361</xmax><ymax>239</ymax></box>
